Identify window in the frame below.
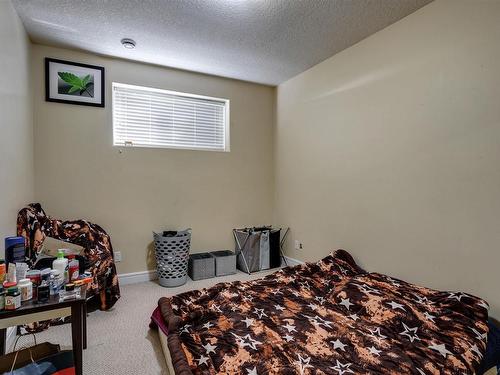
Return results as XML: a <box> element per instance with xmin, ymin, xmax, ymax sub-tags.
<box><xmin>112</xmin><ymin>83</ymin><xmax>230</xmax><ymax>151</ymax></box>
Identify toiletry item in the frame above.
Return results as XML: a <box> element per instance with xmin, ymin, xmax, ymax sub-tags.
<box><xmin>37</xmin><ymin>283</ymin><xmax>50</xmax><ymax>303</ymax></box>
<box><xmin>40</xmin><ymin>268</ymin><xmax>51</xmax><ymax>282</ymax></box>
<box><xmin>7</xmin><ymin>263</ymin><xmax>17</xmax><ymax>283</ymax></box>
<box><xmin>26</xmin><ymin>270</ymin><xmax>41</xmax><ymax>300</ymax></box>
<box><xmin>52</xmin><ymin>250</ymin><xmax>68</xmax><ymax>281</ymax></box>
<box><xmin>59</xmin><ymin>283</ymin><xmax>80</xmax><ymax>301</ymax></box>
<box><xmin>0</xmin><ymin>286</ymin><xmax>5</xmax><ymax>310</ymax></box>
<box><xmin>49</xmin><ymin>269</ymin><xmax>63</xmax><ymax>296</ymax></box>
<box><xmin>5</xmin><ymin>287</ymin><xmax>21</xmax><ymax>310</ymax></box>
<box><xmin>18</xmin><ymin>278</ymin><xmax>33</xmax><ymax>301</ymax></box>
<box><xmin>16</xmin><ymin>262</ymin><xmax>29</xmax><ymax>281</ymax></box>
<box><xmin>0</xmin><ymin>260</ymin><xmax>6</xmax><ymax>284</ymax></box>
<box><xmin>5</xmin><ymin>236</ymin><xmax>25</xmax><ymax>265</ymax></box>
<box><xmin>67</xmin><ymin>255</ymin><xmax>79</xmax><ymax>281</ymax></box>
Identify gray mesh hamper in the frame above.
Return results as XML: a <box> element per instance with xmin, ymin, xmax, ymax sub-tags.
<box><xmin>188</xmin><ymin>253</ymin><xmax>215</xmax><ymax>280</ymax></box>
<box><xmin>210</xmin><ymin>250</ymin><xmax>236</xmax><ymax>276</ymax></box>
<box><xmin>153</xmin><ymin>229</ymin><xmax>191</xmax><ymax>287</ymax></box>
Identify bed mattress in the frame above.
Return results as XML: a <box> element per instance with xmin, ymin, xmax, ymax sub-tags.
<box><xmin>155</xmin><ymin>250</ymin><xmax>490</xmax><ymax>374</ymax></box>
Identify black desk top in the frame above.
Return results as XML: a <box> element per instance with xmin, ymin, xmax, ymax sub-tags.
<box><xmin>0</xmin><ymin>295</ymin><xmax>85</xmax><ymax>319</ymax></box>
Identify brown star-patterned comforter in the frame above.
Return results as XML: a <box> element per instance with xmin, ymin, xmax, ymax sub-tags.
<box><xmin>156</xmin><ymin>250</ymin><xmax>489</xmax><ymax>374</ymax></box>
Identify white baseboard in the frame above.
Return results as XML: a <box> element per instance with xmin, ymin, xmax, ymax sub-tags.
<box><xmin>118</xmin><ymin>270</ymin><xmax>157</xmax><ymax>285</ymax></box>
<box><xmin>283</xmin><ymin>255</ymin><xmax>305</xmax><ymax>266</ymax></box>
<box><xmin>118</xmin><ymin>257</ymin><xmax>305</xmax><ymax>286</ymax></box>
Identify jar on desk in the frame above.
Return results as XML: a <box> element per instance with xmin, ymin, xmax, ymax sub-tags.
<box><xmin>18</xmin><ymin>278</ymin><xmax>33</xmax><ymax>301</ymax></box>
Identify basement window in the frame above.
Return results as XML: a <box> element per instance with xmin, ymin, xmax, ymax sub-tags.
<box><xmin>112</xmin><ymin>83</ymin><xmax>230</xmax><ymax>152</ymax></box>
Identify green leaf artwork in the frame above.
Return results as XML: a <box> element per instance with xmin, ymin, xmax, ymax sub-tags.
<box><xmin>58</xmin><ymin>72</ymin><xmax>94</xmax><ymax>97</ymax></box>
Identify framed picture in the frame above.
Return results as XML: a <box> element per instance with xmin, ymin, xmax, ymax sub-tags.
<box><xmin>45</xmin><ymin>58</ymin><xmax>105</xmax><ymax>107</ymax></box>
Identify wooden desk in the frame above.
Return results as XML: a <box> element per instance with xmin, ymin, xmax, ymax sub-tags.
<box><xmin>0</xmin><ymin>295</ymin><xmax>86</xmax><ymax>375</ymax></box>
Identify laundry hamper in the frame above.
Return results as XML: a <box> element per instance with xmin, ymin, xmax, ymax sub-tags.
<box><xmin>153</xmin><ymin>229</ymin><xmax>191</xmax><ymax>287</ymax></box>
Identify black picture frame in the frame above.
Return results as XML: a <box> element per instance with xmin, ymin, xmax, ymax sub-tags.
<box><xmin>45</xmin><ymin>58</ymin><xmax>105</xmax><ymax>108</ymax></box>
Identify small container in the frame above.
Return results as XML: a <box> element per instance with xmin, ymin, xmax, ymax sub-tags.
<box><xmin>18</xmin><ymin>278</ymin><xmax>33</xmax><ymax>301</ymax></box>
<box><xmin>0</xmin><ymin>286</ymin><xmax>5</xmax><ymax>310</ymax></box>
<box><xmin>40</xmin><ymin>268</ymin><xmax>52</xmax><ymax>282</ymax></box>
<box><xmin>7</xmin><ymin>263</ymin><xmax>17</xmax><ymax>283</ymax></box>
<box><xmin>37</xmin><ymin>283</ymin><xmax>50</xmax><ymax>303</ymax></box>
<box><xmin>26</xmin><ymin>270</ymin><xmax>41</xmax><ymax>300</ymax></box>
<box><xmin>16</xmin><ymin>262</ymin><xmax>29</xmax><ymax>281</ymax></box>
<box><xmin>59</xmin><ymin>283</ymin><xmax>80</xmax><ymax>302</ymax></box>
<box><xmin>67</xmin><ymin>255</ymin><xmax>79</xmax><ymax>282</ymax></box>
<box><xmin>0</xmin><ymin>261</ymin><xmax>6</xmax><ymax>284</ymax></box>
<box><xmin>5</xmin><ymin>287</ymin><xmax>21</xmax><ymax>310</ymax></box>
<box><xmin>49</xmin><ymin>270</ymin><xmax>63</xmax><ymax>296</ymax></box>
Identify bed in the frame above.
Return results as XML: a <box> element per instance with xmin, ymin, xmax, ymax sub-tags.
<box><xmin>152</xmin><ymin>250</ymin><xmax>490</xmax><ymax>374</ymax></box>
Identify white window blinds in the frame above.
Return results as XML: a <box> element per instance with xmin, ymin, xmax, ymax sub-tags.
<box><xmin>112</xmin><ymin>83</ymin><xmax>230</xmax><ymax>151</ymax></box>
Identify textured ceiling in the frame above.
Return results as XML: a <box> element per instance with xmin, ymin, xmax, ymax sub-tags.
<box><xmin>13</xmin><ymin>0</ymin><xmax>433</xmax><ymax>86</ymax></box>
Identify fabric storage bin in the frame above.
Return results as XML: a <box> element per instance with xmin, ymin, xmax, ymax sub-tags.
<box><xmin>188</xmin><ymin>252</ymin><xmax>215</xmax><ymax>280</ymax></box>
<box><xmin>210</xmin><ymin>250</ymin><xmax>237</xmax><ymax>276</ymax></box>
<box><xmin>153</xmin><ymin>229</ymin><xmax>191</xmax><ymax>287</ymax></box>
<box><xmin>233</xmin><ymin>227</ymin><xmax>282</xmax><ymax>273</ymax></box>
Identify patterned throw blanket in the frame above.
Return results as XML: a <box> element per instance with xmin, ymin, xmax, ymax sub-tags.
<box><xmin>157</xmin><ymin>250</ymin><xmax>489</xmax><ymax>374</ymax></box>
<box><xmin>17</xmin><ymin>203</ymin><xmax>120</xmax><ymax>311</ymax></box>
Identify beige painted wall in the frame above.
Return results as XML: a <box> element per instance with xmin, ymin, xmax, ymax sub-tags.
<box><xmin>275</xmin><ymin>0</ymin><xmax>500</xmax><ymax>317</ymax></box>
<box><xmin>0</xmin><ymin>1</ymin><xmax>34</xmax><ymax>241</ymax></box>
<box><xmin>32</xmin><ymin>45</ymin><xmax>275</xmax><ymax>274</ymax></box>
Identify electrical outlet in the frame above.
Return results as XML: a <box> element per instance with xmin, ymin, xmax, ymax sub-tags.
<box><xmin>114</xmin><ymin>251</ymin><xmax>122</xmax><ymax>262</ymax></box>
<box><xmin>294</xmin><ymin>240</ymin><xmax>303</xmax><ymax>250</ymax></box>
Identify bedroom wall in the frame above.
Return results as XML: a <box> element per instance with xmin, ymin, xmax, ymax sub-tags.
<box><xmin>275</xmin><ymin>0</ymin><xmax>500</xmax><ymax>317</ymax></box>
<box><xmin>31</xmin><ymin>45</ymin><xmax>275</xmax><ymax>274</ymax></box>
<box><xmin>0</xmin><ymin>1</ymin><xmax>34</xmax><ymax>242</ymax></box>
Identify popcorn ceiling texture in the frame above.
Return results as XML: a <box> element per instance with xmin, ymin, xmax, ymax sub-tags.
<box><xmin>12</xmin><ymin>0</ymin><xmax>432</xmax><ymax>85</ymax></box>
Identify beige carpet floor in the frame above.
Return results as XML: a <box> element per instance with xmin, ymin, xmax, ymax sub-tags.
<box><xmin>11</xmin><ymin>270</ymin><xmax>273</xmax><ymax>375</ymax></box>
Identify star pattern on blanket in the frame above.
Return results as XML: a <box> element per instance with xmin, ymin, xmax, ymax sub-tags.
<box><xmin>242</xmin><ymin>317</ymin><xmax>254</xmax><ymax>328</ymax></box>
<box><xmin>428</xmin><ymin>342</ymin><xmax>452</xmax><ymax>358</ymax></box>
<box><xmin>331</xmin><ymin>339</ymin><xmax>347</xmax><ymax>351</ymax></box>
<box><xmin>274</xmin><ymin>304</ymin><xmax>285</xmax><ymax>311</ymax></box>
<box><xmin>331</xmin><ymin>359</ymin><xmax>354</xmax><ymax>374</ymax></box>
<box><xmin>196</xmin><ymin>355</ymin><xmax>209</xmax><ymax>366</ymax></box>
<box><xmin>231</xmin><ymin>333</ymin><xmax>262</xmax><ymax>350</ymax></box>
<box><xmin>295</xmin><ymin>354</ymin><xmax>313</xmax><ymax>375</ymax></box>
<box><xmin>368</xmin><ymin>346</ymin><xmax>382</xmax><ymax>356</ymax></box>
<box><xmin>423</xmin><ymin>312</ymin><xmax>436</xmax><ymax>323</ymax></box>
<box><xmin>202</xmin><ymin>342</ymin><xmax>217</xmax><ymax>354</ymax></box>
<box><xmin>253</xmin><ymin>308</ymin><xmax>268</xmax><ymax>319</ymax></box>
<box><xmin>400</xmin><ymin>323</ymin><xmax>421</xmax><ymax>343</ymax></box>
<box><xmin>339</xmin><ymin>298</ymin><xmax>353</xmax><ymax>310</ymax></box>
<box><xmin>368</xmin><ymin>327</ymin><xmax>387</xmax><ymax>343</ymax></box>
<box><xmin>387</xmin><ymin>301</ymin><xmax>405</xmax><ymax>311</ymax></box>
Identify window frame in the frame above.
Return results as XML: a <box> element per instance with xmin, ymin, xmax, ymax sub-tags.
<box><xmin>112</xmin><ymin>82</ymin><xmax>231</xmax><ymax>152</ymax></box>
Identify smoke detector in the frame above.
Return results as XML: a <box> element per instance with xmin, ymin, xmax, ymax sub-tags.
<box><xmin>121</xmin><ymin>38</ymin><xmax>136</xmax><ymax>49</ymax></box>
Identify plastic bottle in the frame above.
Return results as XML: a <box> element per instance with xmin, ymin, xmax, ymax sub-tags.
<box><xmin>52</xmin><ymin>250</ymin><xmax>68</xmax><ymax>281</ymax></box>
<box><xmin>67</xmin><ymin>255</ymin><xmax>79</xmax><ymax>282</ymax></box>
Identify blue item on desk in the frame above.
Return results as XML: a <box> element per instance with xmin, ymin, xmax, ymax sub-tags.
<box><xmin>5</xmin><ymin>236</ymin><xmax>26</xmax><ymax>265</ymax></box>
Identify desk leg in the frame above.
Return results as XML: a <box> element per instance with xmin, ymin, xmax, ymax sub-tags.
<box><xmin>71</xmin><ymin>303</ymin><xmax>83</xmax><ymax>375</ymax></box>
<box><xmin>83</xmin><ymin>302</ymin><xmax>87</xmax><ymax>350</ymax></box>
<box><xmin>0</xmin><ymin>327</ymin><xmax>6</xmax><ymax>355</ymax></box>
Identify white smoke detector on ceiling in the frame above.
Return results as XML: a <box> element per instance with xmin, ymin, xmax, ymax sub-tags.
<box><xmin>121</xmin><ymin>38</ymin><xmax>136</xmax><ymax>49</ymax></box>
